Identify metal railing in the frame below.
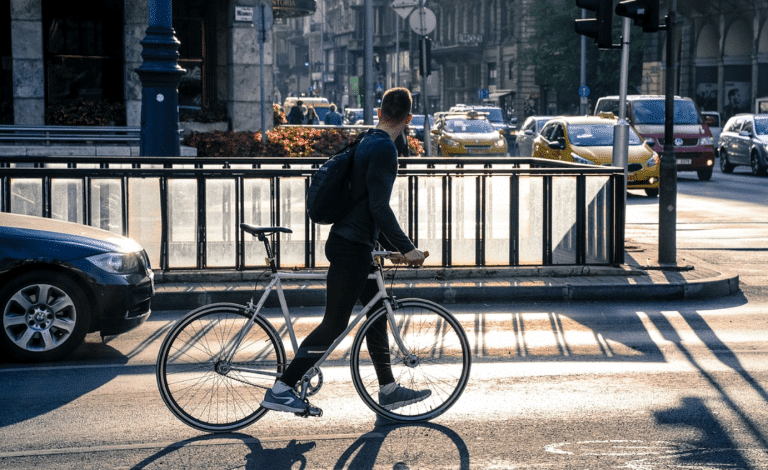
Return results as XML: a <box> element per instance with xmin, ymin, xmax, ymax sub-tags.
<box><xmin>0</xmin><ymin>155</ymin><xmax>625</xmax><ymax>271</ymax></box>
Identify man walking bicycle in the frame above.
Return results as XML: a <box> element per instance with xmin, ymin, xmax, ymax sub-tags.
<box><xmin>261</xmin><ymin>88</ymin><xmax>428</xmax><ymax>415</ymax></box>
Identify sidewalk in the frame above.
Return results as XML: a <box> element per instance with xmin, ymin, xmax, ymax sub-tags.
<box><xmin>151</xmin><ymin>241</ymin><xmax>740</xmax><ymax>311</ymax></box>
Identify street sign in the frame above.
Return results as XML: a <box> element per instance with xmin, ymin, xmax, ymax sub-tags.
<box><xmin>409</xmin><ymin>7</ymin><xmax>436</xmax><ymax>36</ymax></box>
<box><xmin>391</xmin><ymin>0</ymin><xmax>419</xmax><ymax>20</ymax></box>
<box><xmin>578</xmin><ymin>85</ymin><xmax>591</xmax><ymax>98</ymax></box>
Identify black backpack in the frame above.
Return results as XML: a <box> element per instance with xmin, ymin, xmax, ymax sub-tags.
<box><xmin>306</xmin><ymin>130</ymin><xmax>369</xmax><ymax>225</ymax></box>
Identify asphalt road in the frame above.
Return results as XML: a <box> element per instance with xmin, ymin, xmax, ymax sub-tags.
<box><xmin>1</xmin><ymin>162</ymin><xmax>768</xmax><ymax>469</ymax></box>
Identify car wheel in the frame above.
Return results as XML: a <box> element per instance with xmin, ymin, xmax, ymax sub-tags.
<box><xmin>719</xmin><ymin>149</ymin><xmax>734</xmax><ymax>173</ymax></box>
<box><xmin>697</xmin><ymin>166</ymin><xmax>714</xmax><ymax>181</ymax></box>
<box><xmin>750</xmin><ymin>152</ymin><xmax>767</xmax><ymax>176</ymax></box>
<box><xmin>645</xmin><ymin>188</ymin><xmax>659</xmax><ymax>198</ymax></box>
<box><xmin>0</xmin><ymin>270</ymin><xmax>91</xmax><ymax>362</ymax></box>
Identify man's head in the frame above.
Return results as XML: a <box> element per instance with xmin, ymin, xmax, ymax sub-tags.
<box><xmin>329</xmin><ymin>104</ymin><xmax>337</xmax><ymax>112</ymax></box>
<box><xmin>296</xmin><ymin>100</ymin><xmax>303</xmax><ymax>107</ymax></box>
<box><xmin>378</xmin><ymin>88</ymin><xmax>412</xmax><ymax>124</ymax></box>
<box><xmin>728</xmin><ymin>89</ymin><xmax>740</xmax><ymax>104</ymax></box>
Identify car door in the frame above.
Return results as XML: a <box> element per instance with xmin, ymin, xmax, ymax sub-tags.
<box><xmin>724</xmin><ymin>118</ymin><xmax>743</xmax><ymax>162</ymax></box>
<box><xmin>516</xmin><ymin>118</ymin><xmax>534</xmax><ymax>156</ymax></box>
<box><xmin>736</xmin><ymin>118</ymin><xmax>753</xmax><ymax>164</ymax></box>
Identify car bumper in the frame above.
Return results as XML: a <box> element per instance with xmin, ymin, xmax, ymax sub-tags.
<box><xmin>89</xmin><ymin>274</ymin><xmax>154</xmax><ymax>336</ymax></box>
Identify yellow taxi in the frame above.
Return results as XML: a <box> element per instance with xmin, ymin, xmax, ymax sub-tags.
<box><xmin>531</xmin><ymin>114</ymin><xmax>660</xmax><ymax>197</ymax></box>
<box><xmin>430</xmin><ymin>110</ymin><xmax>508</xmax><ymax>156</ymax></box>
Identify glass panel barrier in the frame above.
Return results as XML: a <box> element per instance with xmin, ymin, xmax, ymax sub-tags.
<box><xmin>552</xmin><ymin>176</ymin><xmax>577</xmax><ymax>265</ymax></box>
<box><xmin>243</xmin><ymin>178</ymin><xmax>271</xmax><ymax>267</ymax></box>
<box><xmin>168</xmin><ymin>179</ymin><xmax>197</xmax><ymax>268</ymax></box>
<box><xmin>90</xmin><ymin>179</ymin><xmax>123</xmax><ymax>234</ymax></box>
<box><xmin>51</xmin><ymin>179</ymin><xmax>83</xmax><ymax>224</ymax></box>
<box><xmin>416</xmin><ymin>176</ymin><xmax>443</xmax><ymax>267</ymax></box>
<box><xmin>518</xmin><ymin>175</ymin><xmax>543</xmax><ymax>265</ymax></box>
<box><xmin>206</xmin><ymin>179</ymin><xmax>236</xmax><ymax>267</ymax></box>
<box><xmin>129</xmin><ymin>177</ymin><xmax>162</xmax><ymax>270</ymax></box>
<box><xmin>586</xmin><ymin>175</ymin><xmax>610</xmax><ymax>264</ymax></box>
<box><xmin>11</xmin><ymin>179</ymin><xmax>42</xmax><ymax>217</ymax></box>
<box><xmin>485</xmin><ymin>175</ymin><xmax>510</xmax><ymax>265</ymax></box>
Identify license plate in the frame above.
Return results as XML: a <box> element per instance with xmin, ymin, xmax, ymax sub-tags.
<box><xmin>677</xmin><ymin>158</ymin><xmax>692</xmax><ymax>165</ymax></box>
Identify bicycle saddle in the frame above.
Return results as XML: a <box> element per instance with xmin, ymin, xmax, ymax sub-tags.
<box><xmin>239</xmin><ymin>224</ymin><xmax>293</xmax><ymax>236</ymax></box>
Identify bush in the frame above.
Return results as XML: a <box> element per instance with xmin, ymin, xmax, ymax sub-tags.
<box><xmin>184</xmin><ymin>126</ymin><xmax>425</xmax><ymax>159</ymax></box>
<box><xmin>45</xmin><ymin>100</ymin><xmax>126</xmax><ymax>126</ymax></box>
<box><xmin>184</xmin><ymin>127</ymin><xmax>356</xmax><ymax>159</ymax></box>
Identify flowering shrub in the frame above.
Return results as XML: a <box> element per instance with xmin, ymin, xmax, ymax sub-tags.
<box><xmin>45</xmin><ymin>100</ymin><xmax>126</xmax><ymax>126</ymax></box>
<box><xmin>273</xmin><ymin>104</ymin><xmax>286</xmax><ymax>127</ymax></box>
<box><xmin>185</xmin><ymin>127</ymin><xmax>356</xmax><ymax>159</ymax></box>
<box><xmin>185</xmin><ymin>126</ymin><xmax>425</xmax><ymax>159</ymax></box>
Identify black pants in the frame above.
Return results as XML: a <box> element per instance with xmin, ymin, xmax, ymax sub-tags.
<box><xmin>279</xmin><ymin>232</ymin><xmax>395</xmax><ymax>388</ymax></box>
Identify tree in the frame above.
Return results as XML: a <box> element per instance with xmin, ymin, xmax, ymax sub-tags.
<box><xmin>521</xmin><ymin>0</ymin><xmax>645</xmax><ymax>114</ymax></box>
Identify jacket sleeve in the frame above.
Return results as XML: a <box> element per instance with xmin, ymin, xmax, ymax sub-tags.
<box><xmin>366</xmin><ymin>144</ymin><xmax>415</xmax><ymax>254</ymax></box>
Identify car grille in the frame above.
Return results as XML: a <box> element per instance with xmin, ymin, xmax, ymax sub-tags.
<box><xmin>628</xmin><ymin>163</ymin><xmax>644</xmax><ymax>172</ymax></box>
<box><xmin>658</xmin><ymin>138</ymin><xmax>699</xmax><ymax>147</ymax></box>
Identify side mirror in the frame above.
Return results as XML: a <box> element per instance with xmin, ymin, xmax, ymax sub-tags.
<box><xmin>525</xmin><ymin>129</ymin><xmax>534</xmax><ymax>136</ymax></box>
<box><xmin>549</xmin><ymin>139</ymin><xmax>565</xmax><ymax>150</ymax></box>
<box><xmin>498</xmin><ymin>129</ymin><xmax>506</xmax><ymax>135</ymax></box>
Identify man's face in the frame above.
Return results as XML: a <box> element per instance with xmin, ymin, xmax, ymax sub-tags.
<box><xmin>730</xmin><ymin>91</ymin><xmax>740</xmax><ymax>105</ymax></box>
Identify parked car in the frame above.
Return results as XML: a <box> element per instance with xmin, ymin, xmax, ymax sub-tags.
<box><xmin>0</xmin><ymin>213</ymin><xmax>154</xmax><ymax>361</ymax></box>
<box><xmin>718</xmin><ymin>114</ymin><xmax>768</xmax><ymax>175</ymax></box>
<box><xmin>532</xmin><ymin>115</ymin><xmax>661</xmax><ymax>197</ymax></box>
<box><xmin>701</xmin><ymin>111</ymin><xmax>723</xmax><ymax>143</ymax></box>
<box><xmin>512</xmin><ymin>116</ymin><xmax>555</xmax><ymax>157</ymax></box>
<box><xmin>430</xmin><ymin>110</ymin><xmax>508</xmax><ymax>157</ymax></box>
<box><xmin>594</xmin><ymin>95</ymin><xmax>716</xmax><ymax>181</ymax></box>
<box><xmin>407</xmin><ymin>114</ymin><xmax>434</xmax><ymax>142</ymax></box>
<box><xmin>344</xmin><ymin>108</ymin><xmax>363</xmax><ymax>125</ymax></box>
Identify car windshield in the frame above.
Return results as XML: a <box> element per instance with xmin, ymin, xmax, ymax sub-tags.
<box><xmin>475</xmin><ymin>108</ymin><xmax>504</xmax><ymax>123</ymax></box>
<box><xmin>444</xmin><ymin>119</ymin><xmax>494</xmax><ymax>133</ymax></box>
<box><xmin>755</xmin><ymin>117</ymin><xmax>768</xmax><ymax>135</ymax></box>
<box><xmin>567</xmin><ymin>124</ymin><xmax>643</xmax><ymax>146</ymax></box>
<box><xmin>410</xmin><ymin>115</ymin><xmax>433</xmax><ymax>127</ymax></box>
<box><xmin>631</xmin><ymin>99</ymin><xmax>702</xmax><ymax>125</ymax></box>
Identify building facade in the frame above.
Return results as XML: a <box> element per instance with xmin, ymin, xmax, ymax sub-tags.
<box><xmin>1</xmin><ymin>0</ymin><xmax>765</xmax><ymax>131</ymax></box>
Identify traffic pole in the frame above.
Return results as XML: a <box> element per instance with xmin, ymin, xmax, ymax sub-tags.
<box><xmin>658</xmin><ymin>0</ymin><xmax>677</xmax><ymax>266</ymax></box>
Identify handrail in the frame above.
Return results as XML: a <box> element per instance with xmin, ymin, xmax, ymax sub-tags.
<box><xmin>0</xmin><ymin>155</ymin><xmax>625</xmax><ymax>271</ymax></box>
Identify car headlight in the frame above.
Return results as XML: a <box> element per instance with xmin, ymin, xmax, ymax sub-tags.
<box><xmin>494</xmin><ymin>138</ymin><xmax>506</xmax><ymax>148</ymax></box>
<box><xmin>571</xmin><ymin>154</ymin><xmax>595</xmax><ymax>165</ymax></box>
<box><xmin>645</xmin><ymin>153</ymin><xmax>659</xmax><ymax>167</ymax></box>
<box><xmin>699</xmin><ymin>137</ymin><xmax>714</xmax><ymax>146</ymax></box>
<box><xmin>443</xmin><ymin>138</ymin><xmax>460</xmax><ymax>147</ymax></box>
<box><xmin>87</xmin><ymin>252</ymin><xmax>142</xmax><ymax>274</ymax></box>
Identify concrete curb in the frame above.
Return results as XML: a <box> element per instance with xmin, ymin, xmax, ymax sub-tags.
<box><xmin>151</xmin><ymin>271</ymin><xmax>740</xmax><ymax>311</ymax></box>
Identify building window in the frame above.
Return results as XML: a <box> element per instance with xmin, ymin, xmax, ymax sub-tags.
<box><xmin>174</xmin><ymin>0</ymin><xmax>218</xmax><ymax>112</ymax></box>
<box><xmin>43</xmin><ymin>0</ymin><xmax>124</xmax><ymax>124</ymax></box>
<box><xmin>488</xmin><ymin>62</ymin><xmax>497</xmax><ymax>87</ymax></box>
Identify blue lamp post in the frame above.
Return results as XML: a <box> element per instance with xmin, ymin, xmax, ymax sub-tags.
<box><xmin>135</xmin><ymin>0</ymin><xmax>185</xmax><ymax>156</ymax></box>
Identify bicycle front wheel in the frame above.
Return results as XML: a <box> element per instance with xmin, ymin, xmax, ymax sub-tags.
<box><xmin>350</xmin><ymin>299</ymin><xmax>471</xmax><ymax>422</ymax></box>
<box><xmin>156</xmin><ymin>303</ymin><xmax>286</xmax><ymax>433</ymax></box>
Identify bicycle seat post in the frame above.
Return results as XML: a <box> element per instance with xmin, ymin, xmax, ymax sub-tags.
<box><xmin>258</xmin><ymin>232</ymin><xmax>278</xmax><ymax>273</ymax></box>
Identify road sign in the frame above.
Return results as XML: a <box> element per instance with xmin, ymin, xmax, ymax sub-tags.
<box><xmin>391</xmin><ymin>0</ymin><xmax>419</xmax><ymax>19</ymax></box>
<box><xmin>409</xmin><ymin>7</ymin><xmax>436</xmax><ymax>36</ymax></box>
<box><xmin>578</xmin><ymin>85</ymin><xmax>591</xmax><ymax>98</ymax></box>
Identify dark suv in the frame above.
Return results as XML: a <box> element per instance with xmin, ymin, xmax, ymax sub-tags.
<box><xmin>718</xmin><ymin>114</ymin><xmax>768</xmax><ymax>175</ymax></box>
<box><xmin>594</xmin><ymin>95</ymin><xmax>716</xmax><ymax>180</ymax></box>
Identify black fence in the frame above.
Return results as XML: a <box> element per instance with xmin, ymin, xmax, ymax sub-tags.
<box><xmin>0</xmin><ymin>155</ymin><xmax>625</xmax><ymax>270</ymax></box>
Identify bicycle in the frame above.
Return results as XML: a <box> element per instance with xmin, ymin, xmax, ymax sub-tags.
<box><xmin>156</xmin><ymin>223</ymin><xmax>471</xmax><ymax>433</ymax></box>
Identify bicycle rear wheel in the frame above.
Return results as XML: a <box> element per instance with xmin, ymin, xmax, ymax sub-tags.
<box><xmin>156</xmin><ymin>303</ymin><xmax>286</xmax><ymax>433</ymax></box>
<box><xmin>350</xmin><ymin>299</ymin><xmax>471</xmax><ymax>422</ymax></box>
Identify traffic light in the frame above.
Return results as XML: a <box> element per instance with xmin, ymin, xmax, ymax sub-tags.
<box><xmin>615</xmin><ymin>0</ymin><xmax>660</xmax><ymax>32</ymax></box>
<box><xmin>574</xmin><ymin>0</ymin><xmax>614</xmax><ymax>49</ymax></box>
<box><xmin>419</xmin><ymin>36</ymin><xmax>432</xmax><ymax>76</ymax></box>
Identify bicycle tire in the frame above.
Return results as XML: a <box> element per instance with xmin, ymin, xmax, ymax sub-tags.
<box><xmin>156</xmin><ymin>303</ymin><xmax>286</xmax><ymax>433</ymax></box>
<box><xmin>350</xmin><ymin>298</ymin><xmax>471</xmax><ymax>422</ymax></box>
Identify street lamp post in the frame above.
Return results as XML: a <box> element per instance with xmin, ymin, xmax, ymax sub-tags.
<box><xmin>135</xmin><ymin>0</ymin><xmax>185</xmax><ymax>156</ymax></box>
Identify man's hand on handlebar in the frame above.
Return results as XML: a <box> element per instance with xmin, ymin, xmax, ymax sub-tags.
<box><xmin>390</xmin><ymin>249</ymin><xmax>428</xmax><ymax>267</ymax></box>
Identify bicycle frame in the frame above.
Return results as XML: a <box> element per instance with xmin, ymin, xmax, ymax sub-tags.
<box><xmin>221</xmin><ymin>251</ymin><xmax>410</xmax><ymax>378</ymax></box>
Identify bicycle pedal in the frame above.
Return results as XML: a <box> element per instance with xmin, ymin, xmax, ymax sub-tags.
<box><xmin>294</xmin><ymin>404</ymin><xmax>323</xmax><ymax>418</ymax></box>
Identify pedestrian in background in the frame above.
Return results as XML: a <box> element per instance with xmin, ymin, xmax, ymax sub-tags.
<box><xmin>306</xmin><ymin>106</ymin><xmax>318</xmax><ymax>125</ymax></box>
<box><xmin>287</xmin><ymin>100</ymin><xmax>304</xmax><ymax>124</ymax></box>
<box><xmin>324</xmin><ymin>104</ymin><xmax>343</xmax><ymax>126</ymax></box>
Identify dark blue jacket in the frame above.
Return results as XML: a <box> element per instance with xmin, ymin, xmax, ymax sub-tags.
<box><xmin>330</xmin><ymin>129</ymin><xmax>415</xmax><ymax>254</ymax></box>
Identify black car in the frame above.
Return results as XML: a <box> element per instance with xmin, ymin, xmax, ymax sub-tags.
<box><xmin>718</xmin><ymin>114</ymin><xmax>768</xmax><ymax>176</ymax></box>
<box><xmin>407</xmin><ymin>114</ymin><xmax>434</xmax><ymax>142</ymax></box>
<box><xmin>0</xmin><ymin>213</ymin><xmax>154</xmax><ymax>361</ymax></box>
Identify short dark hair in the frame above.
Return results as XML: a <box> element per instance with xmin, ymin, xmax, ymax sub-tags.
<box><xmin>296</xmin><ymin>100</ymin><xmax>303</xmax><ymax>106</ymax></box>
<box><xmin>380</xmin><ymin>88</ymin><xmax>412</xmax><ymax>123</ymax></box>
<box><xmin>330</xmin><ymin>104</ymin><xmax>337</xmax><ymax>112</ymax></box>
